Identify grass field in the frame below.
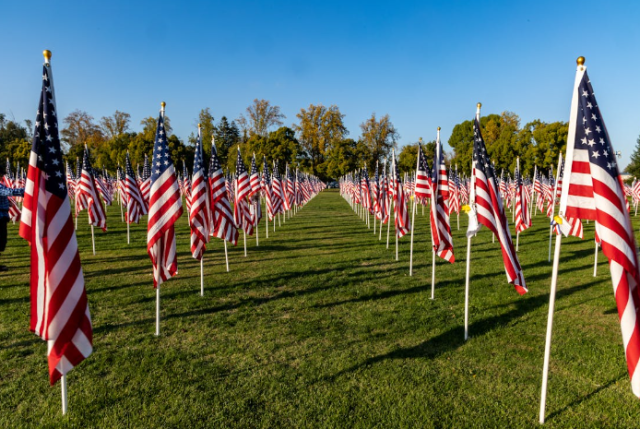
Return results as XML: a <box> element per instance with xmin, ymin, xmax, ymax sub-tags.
<box><xmin>1</xmin><ymin>189</ymin><xmax>640</xmax><ymax>427</ymax></box>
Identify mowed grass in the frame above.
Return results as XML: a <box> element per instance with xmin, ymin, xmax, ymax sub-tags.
<box><xmin>1</xmin><ymin>189</ymin><xmax>640</xmax><ymax>428</ymax></box>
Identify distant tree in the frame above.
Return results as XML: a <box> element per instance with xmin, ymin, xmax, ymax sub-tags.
<box><xmin>61</xmin><ymin>110</ymin><xmax>104</xmax><ymax>153</ymax></box>
<box><xmin>627</xmin><ymin>133</ymin><xmax>640</xmax><ymax>179</ymax></box>
<box><xmin>237</xmin><ymin>99</ymin><xmax>285</xmax><ymax>138</ymax></box>
<box><xmin>360</xmin><ymin>113</ymin><xmax>399</xmax><ymax>170</ymax></box>
<box><xmin>188</xmin><ymin>108</ymin><xmax>216</xmax><ymax>156</ymax></box>
<box><xmin>294</xmin><ymin>104</ymin><xmax>348</xmax><ymax>180</ymax></box>
<box><xmin>214</xmin><ymin>116</ymin><xmax>241</xmax><ymax>167</ymax></box>
<box><xmin>99</xmin><ymin>110</ymin><xmax>131</xmax><ymax>140</ymax></box>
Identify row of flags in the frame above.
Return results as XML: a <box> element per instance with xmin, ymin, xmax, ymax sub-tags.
<box><xmin>14</xmin><ymin>51</ymin><xmax>325</xmax><ymax>414</ymax></box>
<box><xmin>340</xmin><ymin>60</ymin><xmax>640</xmax><ymax>422</ymax></box>
<box><xmin>11</xmin><ymin>51</ymin><xmax>640</xmax><ymax>421</ymax></box>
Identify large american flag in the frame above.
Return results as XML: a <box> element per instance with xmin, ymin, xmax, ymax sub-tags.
<box><xmin>77</xmin><ymin>146</ymin><xmax>107</xmax><ymax>231</ymax></box>
<box><xmin>209</xmin><ymin>142</ymin><xmax>238</xmax><ymax>245</ymax></box>
<box><xmin>19</xmin><ymin>57</ymin><xmax>92</xmax><ymax>385</ymax></box>
<box><xmin>189</xmin><ymin>130</ymin><xmax>210</xmax><ymax>260</ymax></box>
<box><xmin>234</xmin><ymin>148</ymin><xmax>254</xmax><ymax>235</ymax></box>
<box><xmin>560</xmin><ymin>65</ymin><xmax>640</xmax><ymax>396</ymax></box>
<box><xmin>430</xmin><ymin>133</ymin><xmax>454</xmax><ymax>263</ymax></box>
<box><xmin>124</xmin><ymin>152</ymin><xmax>147</xmax><ymax>224</ymax></box>
<box><xmin>146</xmin><ymin>107</ymin><xmax>183</xmax><ymax>287</ymax></box>
<box><xmin>473</xmin><ymin>115</ymin><xmax>527</xmax><ymax>294</ymax></box>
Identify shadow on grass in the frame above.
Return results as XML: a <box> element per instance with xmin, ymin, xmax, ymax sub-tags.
<box><xmin>323</xmin><ymin>279</ymin><xmax>600</xmax><ymax>382</ymax></box>
<box><xmin>545</xmin><ymin>373</ymin><xmax>626</xmax><ymax>422</ymax></box>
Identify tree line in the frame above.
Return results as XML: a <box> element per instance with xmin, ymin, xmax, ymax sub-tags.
<box><xmin>0</xmin><ymin>104</ymin><xmax>604</xmax><ymax>181</ymax></box>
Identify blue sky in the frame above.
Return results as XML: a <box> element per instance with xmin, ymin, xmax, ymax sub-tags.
<box><xmin>1</xmin><ymin>0</ymin><xmax>639</xmax><ymax>168</ymax></box>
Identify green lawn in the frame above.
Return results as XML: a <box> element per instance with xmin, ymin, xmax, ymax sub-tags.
<box><xmin>1</xmin><ymin>189</ymin><xmax>639</xmax><ymax>427</ymax></box>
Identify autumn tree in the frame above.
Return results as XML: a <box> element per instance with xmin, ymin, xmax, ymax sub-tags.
<box><xmin>324</xmin><ymin>138</ymin><xmax>370</xmax><ymax>179</ymax></box>
<box><xmin>294</xmin><ymin>104</ymin><xmax>348</xmax><ymax>180</ymax></box>
<box><xmin>360</xmin><ymin>113</ymin><xmax>399</xmax><ymax>170</ymax></box>
<box><xmin>237</xmin><ymin>99</ymin><xmax>285</xmax><ymax>138</ymax></box>
<box><xmin>99</xmin><ymin>110</ymin><xmax>131</xmax><ymax>140</ymax></box>
<box><xmin>61</xmin><ymin>110</ymin><xmax>105</xmax><ymax>160</ymax></box>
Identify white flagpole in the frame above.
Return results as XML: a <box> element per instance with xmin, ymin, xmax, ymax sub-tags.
<box><xmin>224</xmin><ymin>240</ymin><xmax>229</xmax><ymax>272</ymax></box>
<box><xmin>464</xmin><ymin>235</ymin><xmax>472</xmax><ymax>340</ymax></box>
<box><xmin>155</xmin><ymin>285</ymin><xmax>161</xmax><ymax>336</ymax></box>
<box><xmin>243</xmin><ymin>229</ymin><xmax>247</xmax><ymax>257</ymax></box>
<box><xmin>256</xmin><ymin>207</ymin><xmax>259</xmax><ymax>246</ymax></box>
<box><xmin>127</xmin><ymin>220</ymin><xmax>130</xmax><ymax>244</ymax></box>
<box><xmin>539</xmin><ymin>56</ymin><xmax>585</xmax><ymax>425</ymax></box>
<box><xmin>265</xmin><ymin>200</ymin><xmax>269</xmax><ymax>239</ymax></box>
<box><xmin>540</xmin><ymin>232</ymin><xmax>563</xmax><ymax>423</ymax></box>
<box><xmin>200</xmin><ymin>257</ymin><xmax>204</xmax><ymax>296</ymax></box>
<box><xmin>91</xmin><ymin>225</ymin><xmax>95</xmax><ymax>255</ymax></box>
<box><xmin>465</xmin><ymin>103</ymin><xmax>481</xmax><ymax>341</ymax></box>
<box><xmin>48</xmin><ymin>339</ymin><xmax>68</xmax><ymax>414</ymax></box>
<box><xmin>593</xmin><ymin>241</ymin><xmax>599</xmax><ymax>277</ymax></box>
<box><xmin>61</xmin><ymin>375</ymin><xmax>68</xmax><ymax>414</ymax></box>
<box><xmin>431</xmin><ymin>247</ymin><xmax>436</xmax><ymax>300</ymax></box>
<box><xmin>120</xmin><ymin>193</ymin><xmax>124</xmax><ymax>222</ymax></box>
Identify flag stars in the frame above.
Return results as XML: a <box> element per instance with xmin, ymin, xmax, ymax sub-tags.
<box><xmin>592</xmin><ymin>151</ymin><xmax>600</xmax><ymax>159</ymax></box>
<box><xmin>591</xmin><ymin>114</ymin><xmax>597</xmax><ymax>121</ymax></box>
<box><xmin>596</xmin><ymin>126</ymin><xmax>602</xmax><ymax>133</ymax></box>
<box><xmin>588</xmin><ymin>139</ymin><xmax>595</xmax><ymax>147</ymax></box>
<box><xmin>582</xmin><ymin>90</ymin><xmax>589</xmax><ymax>97</ymax></box>
<box><xmin>587</xmin><ymin>102</ymin><xmax>593</xmax><ymax>109</ymax></box>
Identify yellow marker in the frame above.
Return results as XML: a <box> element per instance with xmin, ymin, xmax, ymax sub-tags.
<box><xmin>553</xmin><ymin>215</ymin><xmax>563</xmax><ymax>225</ymax></box>
<box><xmin>462</xmin><ymin>205</ymin><xmax>471</xmax><ymax>214</ymax></box>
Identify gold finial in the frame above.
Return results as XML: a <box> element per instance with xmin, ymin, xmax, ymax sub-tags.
<box><xmin>43</xmin><ymin>50</ymin><xmax>52</xmax><ymax>61</ymax></box>
<box><xmin>477</xmin><ymin>102</ymin><xmax>482</xmax><ymax>108</ymax></box>
<box><xmin>160</xmin><ymin>101</ymin><xmax>166</xmax><ymax>108</ymax></box>
<box><xmin>419</xmin><ymin>137</ymin><xmax>423</xmax><ymax>143</ymax></box>
<box><xmin>437</xmin><ymin>126</ymin><xmax>441</xmax><ymax>131</ymax></box>
<box><xmin>198</xmin><ymin>123</ymin><xmax>201</xmax><ymax>128</ymax></box>
<box><xmin>577</xmin><ymin>56</ymin><xmax>585</xmax><ymax>66</ymax></box>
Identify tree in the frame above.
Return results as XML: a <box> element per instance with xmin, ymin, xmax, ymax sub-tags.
<box><xmin>396</xmin><ymin>139</ymin><xmax>436</xmax><ymax>174</ymax></box>
<box><xmin>0</xmin><ymin>116</ymin><xmax>30</xmax><ymax>169</ymax></box>
<box><xmin>188</xmin><ymin>108</ymin><xmax>216</xmax><ymax>156</ymax></box>
<box><xmin>294</xmin><ymin>104</ymin><xmax>348</xmax><ymax>180</ymax></box>
<box><xmin>627</xmin><ymin>133</ymin><xmax>640</xmax><ymax>178</ymax></box>
<box><xmin>237</xmin><ymin>99</ymin><xmax>285</xmax><ymax>138</ymax></box>
<box><xmin>61</xmin><ymin>110</ymin><xmax>104</xmax><ymax>153</ymax></box>
<box><xmin>359</xmin><ymin>113</ymin><xmax>399</xmax><ymax>170</ymax></box>
<box><xmin>213</xmin><ymin>116</ymin><xmax>241</xmax><ymax>167</ymax></box>
<box><xmin>99</xmin><ymin>110</ymin><xmax>131</xmax><ymax>140</ymax></box>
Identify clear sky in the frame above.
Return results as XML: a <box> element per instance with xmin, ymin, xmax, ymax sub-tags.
<box><xmin>1</xmin><ymin>0</ymin><xmax>639</xmax><ymax>168</ymax></box>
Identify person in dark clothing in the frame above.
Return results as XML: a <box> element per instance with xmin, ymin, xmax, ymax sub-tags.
<box><xmin>0</xmin><ymin>183</ymin><xmax>25</xmax><ymax>271</ymax></box>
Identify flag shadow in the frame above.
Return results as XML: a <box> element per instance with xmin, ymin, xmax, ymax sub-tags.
<box><xmin>321</xmin><ymin>279</ymin><xmax>600</xmax><ymax>383</ymax></box>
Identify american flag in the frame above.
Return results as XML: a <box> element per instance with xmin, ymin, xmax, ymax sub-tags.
<box><xmin>146</xmin><ymin>107</ymin><xmax>183</xmax><ymax>288</ymax></box>
<box><xmin>76</xmin><ymin>146</ymin><xmax>107</xmax><ymax>231</ymax></box>
<box><xmin>415</xmin><ymin>144</ymin><xmax>431</xmax><ymax>204</ymax></box>
<box><xmin>560</xmin><ymin>65</ymin><xmax>640</xmax><ymax>396</ymax></box>
<box><xmin>140</xmin><ymin>154</ymin><xmax>151</xmax><ymax>209</ymax></box>
<box><xmin>271</xmin><ymin>161</ymin><xmax>284</xmax><ymax>216</ymax></box>
<box><xmin>209</xmin><ymin>142</ymin><xmax>238</xmax><ymax>245</ymax></box>
<box><xmin>94</xmin><ymin>170</ymin><xmax>112</xmax><ymax>207</ymax></box>
<box><xmin>248</xmin><ymin>154</ymin><xmax>262</xmax><ymax>225</ymax></box>
<box><xmin>182</xmin><ymin>162</ymin><xmax>192</xmax><ymax>216</ymax></box>
<box><xmin>234</xmin><ymin>148</ymin><xmax>254</xmax><ymax>235</ymax></box>
<box><xmin>378</xmin><ymin>161</ymin><xmax>390</xmax><ymax>224</ymax></box>
<box><xmin>472</xmin><ymin>114</ymin><xmax>526</xmax><ymax>294</ymax></box>
<box><xmin>392</xmin><ymin>153</ymin><xmax>410</xmax><ymax>238</ymax></box>
<box><xmin>360</xmin><ymin>164</ymin><xmax>372</xmax><ymax>213</ymax></box>
<box><xmin>515</xmin><ymin>159</ymin><xmax>531</xmax><ymax>233</ymax></box>
<box><xmin>249</xmin><ymin>153</ymin><xmax>261</xmax><ymax>198</ymax></box>
<box><xmin>189</xmin><ymin>129</ymin><xmax>210</xmax><ymax>260</ymax></box>
<box><xmin>261</xmin><ymin>156</ymin><xmax>274</xmax><ymax>221</ymax></box>
<box><xmin>124</xmin><ymin>152</ymin><xmax>147</xmax><ymax>224</ymax></box>
<box><xmin>430</xmin><ymin>132</ymin><xmax>454</xmax><ymax>263</ymax></box>
<box><xmin>284</xmin><ymin>164</ymin><xmax>295</xmax><ymax>212</ymax></box>
<box><xmin>19</xmin><ymin>56</ymin><xmax>92</xmax><ymax>385</ymax></box>
<box><xmin>448</xmin><ymin>166</ymin><xmax>461</xmax><ymax>215</ymax></box>
<box><xmin>371</xmin><ymin>162</ymin><xmax>380</xmax><ymax>216</ymax></box>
